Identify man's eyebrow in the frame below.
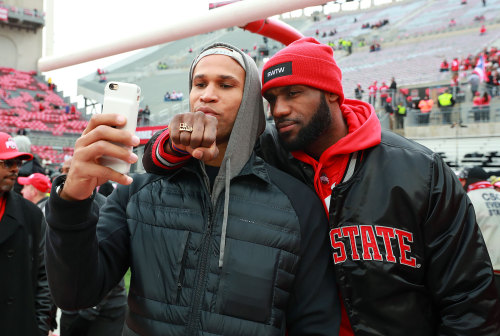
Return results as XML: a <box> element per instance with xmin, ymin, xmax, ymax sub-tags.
<box><xmin>219</xmin><ymin>74</ymin><xmax>238</xmax><ymax>80</ymax></box>
<box><xmin>193</xmin><ymin>74</ymin><xmax>239</xmax><ymax>81</ymax></box>
<box><xmin>274</xmin><ymin>86</ymin><xmax>294</xmax><ymax>95</ymax></box>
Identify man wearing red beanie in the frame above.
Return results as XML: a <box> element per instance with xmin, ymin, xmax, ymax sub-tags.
<box><xmin>260</xmin><ymin>37</ymin><xmax>499</xmax><ymax>335</ymax></box>
<box><xmin>142</xmin><ymin>37</ymin><xmax>500</xmax><ymax>335</ymax></box>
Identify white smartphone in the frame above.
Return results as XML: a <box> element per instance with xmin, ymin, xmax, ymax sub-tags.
<box><xmin>99</xmin><ymin>81</ymin><xmax>141</xmax><ymax>174</ymax></box>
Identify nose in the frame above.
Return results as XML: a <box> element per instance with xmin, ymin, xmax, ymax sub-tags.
<box><xmin>200</xmin><ymin>83</ymin><xmax>218</xmax><ymax>103</ymax></box>
<box><xmin>9</xmin><ymin>163</ymin><xmax>20</xmax><ymax>173</ymax></box>
<box><xmin>271</xmin><ymin>96</ymin><xmax>290</xmax><ymax>118</ymax></box>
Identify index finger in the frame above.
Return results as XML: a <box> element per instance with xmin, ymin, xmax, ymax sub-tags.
<box><xmin>83</xmin><ymin>113</ymin><xmax>127</xmax><ymax>136</ymax></box>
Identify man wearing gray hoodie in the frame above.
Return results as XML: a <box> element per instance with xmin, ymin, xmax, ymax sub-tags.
<box><xmin>44</xmin><ymin>43</ymin><xmax>340</xmax><ymax>335</ymax></box>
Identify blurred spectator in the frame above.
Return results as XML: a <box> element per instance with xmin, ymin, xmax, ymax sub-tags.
<box><xmin>47</xmin><ymin>77</ymin><xmax>55</xmax><ymax>91</ymax></box>
<box><xmin>354</xmin><ymin>83</ymin><xmax>364</xmax><ymax>100</ymax></box>
<box><xmin>18</xmin><ymin>173</ymin><xmax>51</xmax><ymax>210</ymax></box>
<box><xmin>379</xmin><ymin>82</ymin><xmax>389</xmax><ymax>107</ymax></box>
<box><xmin>486</xmin><ymin>69</ymin><xmax>499</xmax><ymax>96</ymax></box>
<box><xmin>346</xmin><ymin>40</ymin><xmax>352</xmax><ymax>55</ymax></box>
<box><xmin>164</xmin><ymin>90</ymin><xmax>183</xmax><ymax>101</ymax></box>
<box><xmin>370</xmin><ymin>19</ymin><xmax>389</xmax><ymax>29</ymax></box>
<box><xmin>451</xmin><ymin>57</ymin><xmax>460</xmax><ymax>74</ymax></box>
<box><xmin>437</xmin><ymin>89</ymin><xmax>455</xmax><ymax>124</ymax></box>
<box><xmin>459</xmin><ymin>166</ymin><xmax>500</xmax><ymax>294</ymax></box>
<box><xmin>13</xmin><ymin>135</ymin><xmax>45</xmax><ymax>194</ymax></box>
<box><xmin>369</xmin><ymin>43</ymin><xmax>381</xmax><ymax>52</ymax></box>
<box><xmin>395</xmin><ymin>102</ymin><xmax>407</xmax><ymax>129</ymax></box>
<box><xmin>99</xmin><ymin>75</ymin><xmax>107</xmax><ymax>83</ymax></box>
<box><xmin>384</xmin><ymin>96</ymin><xmax>394</xmax><ymax>130</ymax></box>
<box><xmin>468</xmin><ymin>71</ymin><xmax>481</xmax><ymax>99</ymax></box>
<box><xmin>449</xmin><ymin>18</ymin><xmax>457</xmax><ymax>27</ymax></box>
<box><xmin>473</xmin><ymin>92</ymin><xmax>483</xmax><ymax>106</ymax></box>
<box><xmin>418</xmin><ymin>96</ymin><xmax>434</xmax><ymax>125</ymax></box>
<box><xmin>389</xmin><ymin>77</ymin><xmax>397</xmax><ymax>91</ymax></box>
<box><xmin>138</xmin><ymin>105</ymin><xmax>151</xmax><ymax>126</ymax></box>
<box><xmin>41</xmin><ymin>156</ymin><xmax>52</xmax><ymax>167</ymax></box>
<box><xmin>157</xmin><ymin>62</ymin><xmax>168</xmax><ymax>70</ymax></box>
<box><xmin>472</xmin><ymin>92</ymin><xmax>490</xmax><ymax>121</ymax></box>
<box><xmin>368</xmin><ymin>81</ymin><xmax>378</xmax><ymax>107</ymax></box>
<box><xmin>440</xmin><ymin>59</ymin><xmax>450</xmax><ymax>72</ymax></box>
<box><xmin>480</xmin><ymin>25</ymin><xmax>487</xmax><ymax>35</ymax></box>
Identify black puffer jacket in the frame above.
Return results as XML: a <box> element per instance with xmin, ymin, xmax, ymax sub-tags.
<box><xmin>258</xmin><ymin>127</ymin><xmax>500</xmax><ymax>335</ymax></box>
<box><xmin>45</xmin><ymin>154</ymin><xmax>340</xmax><ymax>335</ymax></box>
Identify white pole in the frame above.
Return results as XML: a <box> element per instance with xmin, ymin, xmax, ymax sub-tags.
<box><xmin>38</xmin><ymin>0</ymin><xmax>326</xmax><ymax>71</ymax></box>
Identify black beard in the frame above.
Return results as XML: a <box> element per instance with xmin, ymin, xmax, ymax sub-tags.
<box><xmin>278</xmin><ymin>93</ymin><xmax>332</xmax><ymax>152</ymax></box>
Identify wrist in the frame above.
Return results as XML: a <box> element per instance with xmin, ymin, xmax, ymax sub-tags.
<box><xmin>167</xmin><ymin>139</ymin><xmax>190</xmax><ymax>157</ymax></box>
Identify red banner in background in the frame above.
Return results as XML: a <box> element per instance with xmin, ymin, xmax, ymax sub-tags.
<box><xmin>0</xmin><ymin>8</ymin><xmax>8</xmax><ymax>22</ymax></box>
<box><xmin>135</xmin><ymin>125</ymin><xmax>167</xmax><ymax>145</ymax></box>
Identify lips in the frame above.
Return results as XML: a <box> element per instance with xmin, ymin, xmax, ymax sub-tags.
<box><xmin>6</xmin><ymin>174</ymin><xmax>17</xmax><ymax>181</ymax></box>
<box><xmin>276</xmin><ymin>120</ymin><xmax>297</xmax><ymax>133</ymax></box>
<box><xmin>195</xmin><ymin>106</ymin><xmax>218</xmax><ymax>117</ymax></box>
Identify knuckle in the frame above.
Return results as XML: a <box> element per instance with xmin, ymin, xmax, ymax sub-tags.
<box><xmin>194</xmin><ymin>111</ymin><xmax>205</xmax><ymax>119</ymax></box>
<box><xmin>94</xmin><ymin>140</ymin><xmax>108</xmax><ymax>152</ymax></box>
<box><xmin>94</xmin><ymin>124</ymin><xmax>109</xmax><ymax>135</ymax></box>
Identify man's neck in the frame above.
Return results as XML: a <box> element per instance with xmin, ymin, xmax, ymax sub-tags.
<box><xmin>31</xmin><ymin>193</ymin><xmax>46</xmax><ymax>205</ymax></box>
<box><xmin>306</xmin><ymin>117</ymin><xmax>349</xmax><ymax>160</ymax></box>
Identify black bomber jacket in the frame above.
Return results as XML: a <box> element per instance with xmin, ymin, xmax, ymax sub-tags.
<box><xmin>257</xmin><ymin>127</ymin><xmax>500</xmax><ymax>336</ymax></box>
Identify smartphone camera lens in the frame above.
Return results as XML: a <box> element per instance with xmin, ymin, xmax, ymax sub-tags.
<box><xmin>109</xmin><ymin>83</ymin><xmax>118</xmax><ymax>90</ymax></box>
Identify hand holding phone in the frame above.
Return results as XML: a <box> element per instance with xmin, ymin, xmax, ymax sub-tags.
<box><xmin>99</xmin><ymin>82</ymin><xmax>141</xmax><ymax>174</ymax></box>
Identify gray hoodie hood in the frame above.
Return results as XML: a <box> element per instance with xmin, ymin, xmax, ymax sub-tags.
<box><xmin>189</xmin><ymin>42</ymin><xmax>266</xmax><ymax>267</ymax></box>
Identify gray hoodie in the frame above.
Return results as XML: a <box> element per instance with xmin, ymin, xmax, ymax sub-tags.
<box><xmin>188</xmin><ymin>42</ymin><xmax>266</xmax><ymax>267</ymax></box>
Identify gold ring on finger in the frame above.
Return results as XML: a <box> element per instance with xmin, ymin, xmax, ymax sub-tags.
<box><xmin>179</xmin><ymin>123</ymin><xmax>193</xmax><ymax>133</ymax></box>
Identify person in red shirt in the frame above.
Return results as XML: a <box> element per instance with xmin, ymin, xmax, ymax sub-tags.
<box><xmin>480</xmin><ymin>24</ymin><xmax>487</xmax><ymax>35</ymax></box>
<box><xmin>379</xmin><ymin>82</ymin><xmax>389</xmax><ymax>107</ymax></box>
<box><xmin>440</xmin><ymin>59</ymin><xmax>449</xmax><ymax>72</ymax></box>
<box><xmin>368</xmin><ymin>81</ymin><xmax>378</xmax><ymax>108</ymax></box>
<box><xmin>451</xmin><ymin>57</ymin><xmax>460</xmax><ymax>74</ymax></box>
<box><xmin>474</xmin><ymin>91</ymin><xmax>491</xmax><ymax>121</ymax></box>
<box><xmin>473</xmin><ymin>92</ymin><xmax>483</xmax><ymax>106</ymax></box>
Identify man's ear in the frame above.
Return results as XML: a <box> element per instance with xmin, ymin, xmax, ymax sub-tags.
<box><xmin>325</xmin><ymin>92</ymin><xmax>339</xmax><ymax>103</ymax></box>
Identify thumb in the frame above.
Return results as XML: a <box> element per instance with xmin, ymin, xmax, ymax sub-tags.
<box><xmin>191</xmin><ymin>142</ymin><xmax>219</xmax><ymax>162</ymax></box>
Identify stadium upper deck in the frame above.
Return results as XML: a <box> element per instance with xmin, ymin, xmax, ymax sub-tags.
<box><xmin>76</xmin><ymin>0</ymin><xmax>500</xmax><ymax>118</ymax></box>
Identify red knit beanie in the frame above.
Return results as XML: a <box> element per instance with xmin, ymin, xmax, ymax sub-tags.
<box><xmin>261</xmin><ymin>37</ymin><xmax>344</xmax><ymax>104</ymax></box>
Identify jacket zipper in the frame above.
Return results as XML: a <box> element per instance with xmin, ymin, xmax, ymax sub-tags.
<box><xmin>176</xmin><ymin>234</ymin><xmax>190</xmax><ymax>304</ymax></box>
<box><xmin>186</xmin><ymin>167</ymin><xmax>215</xmax><ymax>335</ymax></box>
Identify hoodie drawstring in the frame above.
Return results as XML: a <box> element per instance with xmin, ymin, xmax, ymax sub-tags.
<box><xmin>218</xmin><ymin>158</ymin><xmax>231</xmax><ymax>268</ymax></box>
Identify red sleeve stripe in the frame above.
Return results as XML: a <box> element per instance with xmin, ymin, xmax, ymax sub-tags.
<box><xmin>152</xmin><ymin>128</ymin><xmax>191</xmax><ymax>169</ymax></box>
